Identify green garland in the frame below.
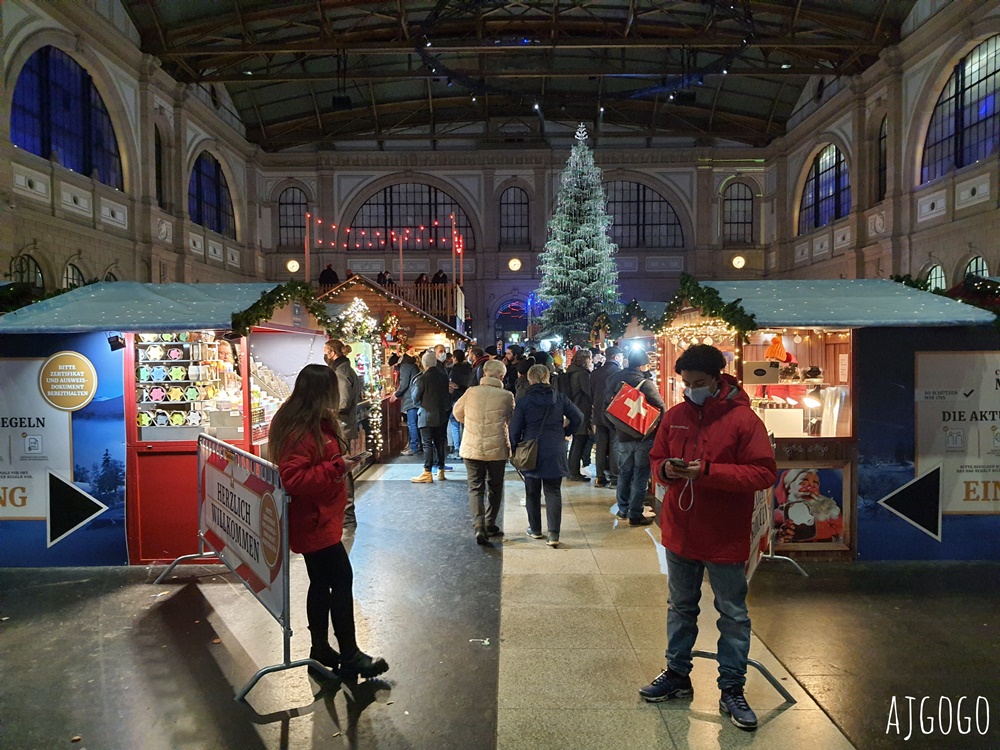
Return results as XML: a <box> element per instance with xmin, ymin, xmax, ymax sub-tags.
<box><xmin>889</xmin><ymin>274</ymin><xmax>933</xmax><ymax>292</ymax></box>
<box><xmin>231</xmin><ymin>281</ymin><xmax>338</xmax><ymax>336</ymax></box>
<box><xmin>660</xmin><ymin>274</ymin><xmax>757</xmax><ymax>341</ymax></box>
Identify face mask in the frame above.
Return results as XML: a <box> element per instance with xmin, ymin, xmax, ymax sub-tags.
<box><xmin>684</xmin><ymin>385</ymin><xmax>716</xmax><ymax>406</ymax></box>
<box><xmin>437</xmin><ymin>353</ymin><xmax>447</xmax><ymax>362</ymax></box>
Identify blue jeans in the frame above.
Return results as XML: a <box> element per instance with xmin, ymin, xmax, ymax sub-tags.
<box><xmin>449</xmin><ymin>413</ymin><xmax>463</xmax><ymax>452</ymax></box>
<box><xmin>614</xmin><ymin>438</ymin><xmax>653</xmax><ymax>520</ymax></box>
<box><xmin>406</xmin><ymin>407</ymin><xmax>420</xmax><ymax>451</ymax></box>
<box><xmin>665</xmin><ymin>549</ymin><xmax>751</xmax><ymax>689</ymax></box>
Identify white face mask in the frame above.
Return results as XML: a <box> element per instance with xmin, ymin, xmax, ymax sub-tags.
<box><xmin>437</xmin><ymin>353</ymin><xmax>447</xmax><ymax>362</ymax></box>
<box><xmin>684</xmin><ymin>385</ymin><xmax>716</xmax><ymax>406</ymax></box>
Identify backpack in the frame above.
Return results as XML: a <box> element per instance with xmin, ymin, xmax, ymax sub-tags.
<box><xmin>551</xmin><ymin>370</ymin><xmax>571</xmax><ymax>397</ymax></box>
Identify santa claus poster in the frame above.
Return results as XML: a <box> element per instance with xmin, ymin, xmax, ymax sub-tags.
<box><xmin>773</xmin><ymin>463</ymin><xmax>849</xmax><ymax>551</ymax></box>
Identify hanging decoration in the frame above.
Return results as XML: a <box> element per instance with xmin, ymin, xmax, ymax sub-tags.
<box><xmin>378</xmin><ymin>312</ymin><xmax>407</xmax><ymax>351</ymax></box>
<box><xmin>231</xmin><ymin>282</ymin><xmax>338</xmax><ymax>336</ymax></box>
<box><xmin>661</xmin><ymin>274</ymin><xmax>758</xmax><ymax>341</ymax></box>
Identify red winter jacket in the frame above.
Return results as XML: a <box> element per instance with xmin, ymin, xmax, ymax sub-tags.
<box><xmin>650</xmin><ymin>374</ymin><xmax>777</xmax><ymax>565</ymax></box>
<box><xmin>278</xmin><ymin>422</ymin><xmax>349</xmax><ymax>554</ymax></box>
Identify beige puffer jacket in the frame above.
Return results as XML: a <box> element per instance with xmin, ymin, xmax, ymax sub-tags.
<box><xmin>453</xmin><ymin>376</ymin><xmax>515</xmax><ymax>461</ymax></box>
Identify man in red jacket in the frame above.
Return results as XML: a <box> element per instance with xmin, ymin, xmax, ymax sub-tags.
<box><xmin>640</xmin><ymin>345</ymin><xmax>777</xmax><ymax>731</ymax></box>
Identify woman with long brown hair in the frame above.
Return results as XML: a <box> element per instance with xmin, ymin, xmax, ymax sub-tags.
<box><xmin>269</xmin><ymin>364</ymin><xmax>388</xmax><ymax>680</ymax></box>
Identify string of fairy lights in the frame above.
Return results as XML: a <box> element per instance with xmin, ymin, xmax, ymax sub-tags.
<box><xmin>302</xmin><ymin>213</ymin><xmax>468</xmax><ymax>253</ymax></box>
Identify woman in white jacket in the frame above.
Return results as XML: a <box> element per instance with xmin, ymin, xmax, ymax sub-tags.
<box><xmin>452</xmin><ymin>359</ymin><xmax>515</xmax><ymax>545</ymax></box>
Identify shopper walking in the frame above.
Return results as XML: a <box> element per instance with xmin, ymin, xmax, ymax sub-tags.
<box><xmin>565</xmin><ymin>349</ymin><xmax>594</xmax><ymax>481</ymax></box>
<box><xmin>389</xmin><ymin>350</ymin><xmax>420</xmax><ymax>455</ymax></box>
<box><xmin>411</xmin><ymin>351</ymin><xmax>451</xmax><ymax>482</ymax></box>
<box><xmin>448</xmin><ymin>349</ymin><xmax>475</xmax><ymax>457</ymax></box>
<box><xmin>325</xmin><ymin>339</ymin><xmax>363</xmax><ymax>527</ymax></box>
<box><xmin>509</xmin><ymin>364</ymin><xmax>583</xmax><ymax>548</ymax></box>
<box><xmin>270</xmin><ymin>364</ymin><xmax>389</xmax><ymax>680</ymax></box>
<box><xmin>590</xmin><ymin>346</ymin><xmax>623</xmax><ymax>488</ymax></box>
<box><xmin>452</xmin><ymin>359</ymin><xmax>514</xmax><ymax>545</ymax></box>
<box><xmin>604</xmin><ymin>348</ymin><xmax>663</xmax><ymax>527</ymax></box>
<box><xmin>640</xmin><ymin>345</ymin><xmax>777</xmax><ymax>731</ymax></box>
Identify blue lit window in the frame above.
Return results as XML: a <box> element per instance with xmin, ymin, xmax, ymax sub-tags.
<box><xmin>605</xmin><ymin>181</ymin><xmax>683</xmax><ymax>248</ymax></box>
<box><xmin>925</xmin><ymin>264</ymin><xmax>946</xmax><ymax>291</ymax></box>
<box><xmin>922</xmin><ymin>35</ymin><xmax>1000</xmax><ymax>183</ymax></box>
<box><xmin>188</xmin><ymin>152</ymin><xmax>236</xmax><ymax>240</ymax></box>
<box><xmin>798</xmin><ymin>145</ymin><xmax>851</xmax><ymax>235</ymax></box>
<box><xmin>10</xmin><ymin>46</ymin><xmax>123</xmax><ymax>190</ymax></box>
<box><xmin>62</xmin><ymin>263</ymin><xmax>85</xmax><ymax>290</ymax></box>
<box><xmin>965</xmin><ymin>255</ymin><xmax>988</xmax><ymax>278</ymax></box>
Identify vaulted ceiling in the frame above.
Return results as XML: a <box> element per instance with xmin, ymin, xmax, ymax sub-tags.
<box><xmin>124</xmin><ymin>1</ymin><xmax>917</xmax><ymax>151</ymax></box>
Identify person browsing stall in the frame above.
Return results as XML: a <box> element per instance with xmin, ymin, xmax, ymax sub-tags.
<box><xmin>640</xmin><ymin>344</ymin><xmax>777</xmax><ymax>731</ymax></box>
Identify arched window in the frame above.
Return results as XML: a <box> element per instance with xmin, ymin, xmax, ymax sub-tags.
<box><xmin>605</xmin><ymin>181</ymin><xmax>684</xmax><ymax>248</ymax></box>
<box><xmin>877</xmin><ymin>116</ymin><xmax>888</xmax><ymax>203</ymax></box>
<box><xmin>278</xmin><ymin>187</ymin><xmax>308</xmax><ymax>246</ymax></box>
<box><xmin>154</xmin><ymin>126</ymin><xmax>165</xmax><ymax>208</ymax></box>
<box><xmin>798</xmin><ymin>144</ymin><xmax>851</xmax><ymax>235</ymax></box>
<box><xmin>499</xmin><ymin>187</ymin><xmax>529</xmax><ymax>246</ymax></box>
<box><xmin>348</xmin><ymin>183</ymin><xmax>475</xmax><ymax>251</ymax></box>
<box><xmin>188</xmin><ymin>151</ymin><xmax>236</xmax><ymax>240</ymax></box>
<box><xmin>62</xmin><ymin>263</ymin><xmax>85</xmax><ymax>289</ymax></box>
<box><xmin>922</xmin><ymin>35</ymin><xmax>1000</xmax><ymax>183</ymax></box>
<box><xmin>10</xmin><ymin>46</ymin><xmax>123</xmax><ymax>190</ymax></box>
<box><xmin>925</xmin><ymin>264</ymin><xmax>946</xmax><ymax>291</ymax></box>
<box><xmin>104</xmin><ymin>270</ymin><xmax>119</xmax><ymax>282</ymax></box>
<box><xmin>722</xmin><ymin>183</ymin><xmax>754</xmax><ymax>244</ymax></box>
<box><xmin>9</xmin><ymin>255</ymin><xmax>44</xmax><ymax>289</ymax></box>
<box><xmin>965</xmin><ymin>255</ymin><xmax>989</xmax><ymax>278</ymax></box>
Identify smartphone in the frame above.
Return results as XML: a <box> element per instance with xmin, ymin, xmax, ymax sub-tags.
<box><xmin>667</xmin><ymin>458</ymin><xmax>689</xmax><ymax>468</ymax></box>
<box><xmin>346</xmin><ymin>451</ymin><xmax>372</xmax><ymax>462</ymax></box>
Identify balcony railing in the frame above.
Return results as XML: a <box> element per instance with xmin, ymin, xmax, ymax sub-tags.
<box><xmin>318</xmin><ymin>278</ymin><xmax>466</xmax><ymax>333</ymax></box>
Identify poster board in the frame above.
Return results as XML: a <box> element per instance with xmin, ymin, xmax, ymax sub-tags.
<box><xmin>773</xmin><ymin>461</ymin><xmax>851</xmax><ymax>551</ymax></box>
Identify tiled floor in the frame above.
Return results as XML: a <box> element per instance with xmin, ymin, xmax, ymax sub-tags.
<box><xmin>494</xmin><ymin>471</ymin><xmax>855</xmax><ymax>750</ymax></box>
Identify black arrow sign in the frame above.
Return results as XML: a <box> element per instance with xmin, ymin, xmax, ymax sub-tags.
<box><xmin>878</xmin><ymin>466</ymin><xmax>942</xmax><ymax>541</ymax></box>
<box><xmin>48</xmin><ymin>472</ymin><xmax>108</xmax><ymax>547</ymax></box>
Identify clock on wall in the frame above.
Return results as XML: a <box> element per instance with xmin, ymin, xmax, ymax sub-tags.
<box><xmin>731</xmin><ymin>254</ymin><xmax>746</xmax><ymax>269</ymax></box>
<box><xmin>286</xmin><ymin>259</ymin><xmax>300</xmax><ymax>273</ymax></box>
<box><xmin>508</xmin><ymin>258</ymin><xmax>522</xmax><ymax>271</ymax></box>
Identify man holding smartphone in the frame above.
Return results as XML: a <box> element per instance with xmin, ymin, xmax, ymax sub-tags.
<box><xmin>642</xmin><ymin>344</ymin><xmax>777</xmax><ymax>732</ymax></box>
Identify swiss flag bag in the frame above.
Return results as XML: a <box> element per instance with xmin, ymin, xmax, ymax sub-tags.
<box><xmin>605</xmin><ymin>381</ymin><xmax>663</xmax><ymax>439</ymax></box>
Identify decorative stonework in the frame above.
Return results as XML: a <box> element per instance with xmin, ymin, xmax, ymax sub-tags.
<box><xmin>12</xmin><ymin>165</ymin><xmax>50</xmax><ymax>202</ymax></box>
<box><xmin>226</xmin><ymin>247</ymin><xmax>241</xmax><ymax>267</ymax></box>
<box><xmin>156</xmin><ymin>218</ymin><xmax>173</xmax><ymax>243</ymax></box>
<box><xmin>812</xmin><ymin>235</ymin><xmax>830</xmax><ymax>258</ymax></box>
<box><xmin>645</xmin><ymin>256</ymin><xmax>684</xmax><ymax>272</ymax></box>
<box><xmin>60</xmin><ymin>185</ymin><xmax>93</xmax><ymax>217</ymax></box>
<box><xmin>100</xmin><ymin>198</ymin><xmax>128</xmax><ymax>229</ymax></box>
<box><xmin>190</xmin><ymin>234</ymin><xmax>204</xmax><ymax>255</ymax></box>
<box><xmin>917</xmin><ymin>190</ymin><xmax>946</xmax><ymax>222</ymax></box>
<box><xmin>794</xmin><ymin>242</ymin><xmax>810</xmax><ymax>264</ymax></box>
<box><xmin>616</xmin><ymin>256</ymin><xmax>639</xmax><ymax>272</ymax></box>
<box><xmin>208</xmin><ymin>240</ymin><xmax>224</xmax><ymax>261</ymax></box>
<box><xmin>955</xmin><ymin>175</ymin><xmax>990</xmax><ymax>210</ymax></box>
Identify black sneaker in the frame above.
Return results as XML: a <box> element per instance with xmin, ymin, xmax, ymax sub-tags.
<box><xmin>567</xmin><ymin>474</ymin><xmax>590</xmax><ymax>482</ymax></box>
<box><xmin>629</xmin><ymin>516</ymin><xmax>654</xmax><ymax>527</ymax></box>
<box><xmin>486</xmin><ymin>525</ymin><xmax>504</xmax><ymax>537</ymax></box>
<box><xmin>309</xmin><ymin>645</ymin><xmax>340</xmax><ymax>671</ymax></box>
<box><xmin>615</xmin><ymin>510</ymin><xmax>628</xmax><ymax>519</ymax></box>
<box><xmin>609</xmin><ymin>479</ymin><xmax>618</xmax><ymax>488</ymax></box>
<box><xmin>476</xmin><ymin>528</ymin><xmax>489</xmax><ymax>545</ymax></box>
<box><xmin>720</xmin><ymin>687</ymin><xmax>758</xmax><ymax>730</ymax></box>
<box><xmin>595</xmin><ymin>478</ymin><xmax>609</xmax><ymax>487</ymax></box>
<box><xmin>340</xmin><ymin>651</ymin><xmax>389</xmax><ymax>680</ymax></box>
<box><xmin>639</xmin><ymin>669</ymin><xmax>693</xmax><ymax>702</ymax></box>
<box><xmin>546</xmin><ymin>532</ymin><xmax>560</xmax><ymax>547</ymax></box>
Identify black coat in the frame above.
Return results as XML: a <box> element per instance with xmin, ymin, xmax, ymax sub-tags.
<box><xmin>413</xmin><ymin>366</ymin><xmax>451</xmax><ymax>427</ymax></box>
<box><xmin>603</xmin><ymin>367</ymin><xmax>665</xmax><ymax>442</ymax></box>
<box><xmin>331</xmin><ymin>356</ymin><xmax>363</xmax><ymax>440</ymax></box>
<box><xmin>565</xmin><ymin>363</ymin><xmax>593</xmax><ymax>435</ymax></box>
<box><xmin>394</xmin><ymin>360</ymin><xmax>419</xmax><ymax>412</ymax></box>
<box><xmin>449</xmin><ymin>361</ymin><xmax>475</xmax><ymax>402</ymax></box>
<box><xmin>590</xmin><ymin>360</ymin><xmax>621</xmax><ymax>427</ymax></box>
<box><xmin>509</xmin><ymin>384</ymin><xmax>583</xmax><ymax>479</ymax></box>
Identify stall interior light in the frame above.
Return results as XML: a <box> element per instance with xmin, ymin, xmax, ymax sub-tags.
<box><xmin>802</xmin><ymin>387</ymin><xmax>822</xmax><ymax>409</ymax></box>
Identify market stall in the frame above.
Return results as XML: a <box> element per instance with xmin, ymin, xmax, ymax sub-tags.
<box><xmin>0</xmin><ymin>281</ymin><xmax>337</xmax><ymax>566</ymax></box>
<box><xmin>319</xmin><ymin>275</ymin><xmax>472</xmax><ymax>459</ymax></box>
<box><xmin>643</xmin><ymin>275</ymin><xmax>1000</xmax><ymax>561</ymax></box>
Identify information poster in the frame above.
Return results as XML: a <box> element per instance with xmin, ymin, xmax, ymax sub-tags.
<box><xmin>916</xmin><ymin>351</ymin><xmax>1000</xmax><ymax>514</ymax></box>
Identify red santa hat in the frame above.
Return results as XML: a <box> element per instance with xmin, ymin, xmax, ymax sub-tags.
<box><xmin>775</xmin><ymin>468</ymin><xmax>810</xmax><ymax>506</ymax></box>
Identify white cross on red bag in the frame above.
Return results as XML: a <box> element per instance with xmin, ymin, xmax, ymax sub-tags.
<box><xmin>606</xmin><ymin>381</ymin><xmax>662</xmax><ymax>439</ymax></box>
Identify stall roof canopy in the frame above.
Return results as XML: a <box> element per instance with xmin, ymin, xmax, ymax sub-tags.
<box><xmin>678</xmin><ymin>280</ymin><xmax>996</xmax><ymax>328</ymax></box>
<box><xmin>0</xmin><ymin>282</ymin><xmax>281</xmax><ymax>333</ymax></box>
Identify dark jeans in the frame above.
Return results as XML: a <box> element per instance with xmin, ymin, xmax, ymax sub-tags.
<box><xmin>465</xmin><ymin>458</ymin><xmax>505</xmax><ymax>530</ymax></box>
<box><xmin>568</xmin><ymin>433</ymin><xmax>591</xmax><ymax>475</ymax></box>
<box><xmin>420</xmin><ymin>424</ymin><xmax>448</xmax><ymax>470</ymax></box>
<box><xmin>594</xmin><ymin>424</ymin><xmax>618</xmax><ymax>481</ymax></box>
<box><xmin>302</xmin><ymin>542</ymin><xmax>358</xmax><ymax>656</ymax></box>
<box><xmin>406</xmin><ymin>407</ymin><xmax>420</xmax><ymax>451</ymax></box>
<box><xmin>665</xmin><ymin>549</ymin><xmax>751</xmax><ymax>689</ymax></box>
<box><xmin>614</xmin><ymin>438</ymin><xmax>653</xmax><ymax>521</ymax></box>
<box><xmin>524</xmin><ymin>477</ymin><xmax>562</xmax><ymax>534</ymax></box>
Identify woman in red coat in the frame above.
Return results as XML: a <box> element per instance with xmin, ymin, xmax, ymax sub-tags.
<box><xmin>269</xmin><ymin>364</ymin><xmax>388</xmax><ymax>680</ymax></box>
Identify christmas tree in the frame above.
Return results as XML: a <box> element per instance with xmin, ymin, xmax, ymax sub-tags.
<box><xmin>537</xmin><ymin>124</ymin><xmax>620</xmax><ymax>343</ymax></box>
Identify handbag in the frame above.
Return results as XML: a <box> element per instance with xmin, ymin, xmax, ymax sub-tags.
<box><xmin>511</xmin><ymin>395</ymin><xmax>555</xmax><ymax>472</ymax></box>
<box><xmin>605</xmin><ymin>380</ymin><xmax>663</xmax><ymax>439</ymax></box>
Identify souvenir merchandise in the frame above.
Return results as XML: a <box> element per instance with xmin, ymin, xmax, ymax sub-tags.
<box><xmin>167</xmin><ymin>347</ymin><xmax>184</xmax><ymax>360</ymax></box>
<box><xmin>153</xmin><ymin>410</ymin><xmax>171</xmax><ymax>426</ymax></box>
<box><xmin>168</xmin><ymin>365</ymin><xmax>187</xmax><ymax>381</ymax></box>
<box><xmin>166</xmin><ymin>386</ymin><xmax>185</xmax><ymax>402</ymax></box>
<box><xmin>185</xmin><ymin>411</ymin><xmax>203</xmax><ymax>426</ymax></box>
<box><xmin>148</xmin><ymin>386</ymin><xmax>167</xmax><ymax>402</ymax></box>
<box><xmin>137</xmin><ymin>411</ymin><xmax>153</xmax><ymax>427</ymax></box>
<box><xmin>168</xmin><ymin>411</ymin><xmax>187</xmax><ymax>426</ymax></box>
<box><xmin>139</xmin><ymin>333</ymin><xmax>159</xmax><ymax>343</ymax></box>
<box><xmin>150</xmin><ymin>366</ymin><xmax>169</xmax><ymax>382</ymax></box>
<box><xmin>137</xmin><ymin>365</ymin><xmax>152</xmax><ymax>382</ymax></box>
<box><xmin>160</xmin><ymin>332</ymin><xmax>175</xmax><ymax>342</ymax></box>
<box><xmin>145</xmin><ymin>345</ymin><xmax>165</xmax><ymax>361</ymax></box>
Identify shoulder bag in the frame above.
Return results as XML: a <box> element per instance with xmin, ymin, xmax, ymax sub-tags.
<box><xmin>511</xmin><ymin>394</ymin><xmax>555</xmax><ymax>472</ymax></box>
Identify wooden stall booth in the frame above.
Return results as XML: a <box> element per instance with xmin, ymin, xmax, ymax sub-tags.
<box><xmin>0</xmin><ymin>282</ymin><xmax>332</xmax><ymax>566</ymax></box>
<box><xmin>318</xmin><ymin>276</ymin><xmax>472</xmax><ymax>459</ymax></box>
<box><xmin>654</xmin><ymin>276</ymin><xmax>998</xmax><ymax>562</ymax></box>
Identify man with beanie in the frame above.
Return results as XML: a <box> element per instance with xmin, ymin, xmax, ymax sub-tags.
<box><xmin>325</xmin><ymin>339</ymin><xmax>364</xmax><ymax>526</ymax></box>
<box><xmin>604</xmin><ymin>348</ymin><xmax>664</xmax><ymax>526</ymax></box>
<box><xmin>411</xmin><ymin>351</ymin><xmax>452</xmax><ymax>483</ymax></box>
<box><xmin>640</xmin><ymin>345</ymin><xmax>776</xmax><ymax>731</ymax></box>
<box><xmin>591</xmin><ymin>345</ymin><xmax>624</xmax><ymax>487</ymax></box>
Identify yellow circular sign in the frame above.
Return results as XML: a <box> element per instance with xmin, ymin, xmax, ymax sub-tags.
<box><xmin>508</xmin><ymin>257</ymin><xmax>522</xmax><ymax>271</ymax></box>
<box><xmin>38</xmin><ymin>351</ymin><xmax>98</xmax><ymax>411</ymax></box>
<box><xmin>258</xmin><ymin>492</ymin><xmax>281</xmax><ymax>569</ymax></box>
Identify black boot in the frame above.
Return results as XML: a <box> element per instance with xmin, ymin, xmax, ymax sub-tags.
<box><xmin>309</xmin><ymin>643</ymin><xmax>341</xmax><ymax>673</ymax></box>
<box><xmin>339</xmin><ymin>650</ymin><xmax>389</xmax><ymax>680</ymax></box>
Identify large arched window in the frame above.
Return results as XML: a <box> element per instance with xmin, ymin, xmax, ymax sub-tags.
<box><xmin>10</xmin><ymin>46</ymin><xmax>123</xmax><ymax>190</ymax></box>
<box><xmin>188</xmin><ymin>151</ymin><xmax>236</xmax><ymax>240</ymax></box>
<box><xmin>278</xmin><ymin>187</ymin><xmax>308</xmax><ymax>246</ymax></box>
<box><xmin>798</xmin><ymin>144</ymin><xmax>851</xmax><ymax>235</ymax></box>
<box><xmin>722</xmin><ymin>182</ymin><xmax>754</xmax><ymax>244</ymax></box>
<box><xmin>62</xmin><ymin>263</ymin><xmax>85</xmax><ymax>290</ymax></box>
<box><xmin>605</xmin><ymin>181</ymin><xmax>684</xmax><ymax>248</ymax></box>
<box><xmin>348</xmin><ymin>183</ymin><xmax>475</xmax><ymax>251</ymax></box>
<box><xmin>9</xmin><ymin>255</ymin><xmax>44</xmax><ymax>290</ymax></box>
<box><xmin>925</xmin><ymin>264</ymin><xmax>946</xmax><ymax>291</ymax></box>
<box><xmin>154</xmin><ymin>126</ymin><xmax>165</xmax><ymax>208</ymax></box>
<box><xmin>965</xmin><ymin>255</ymin><xmax>989</xmax><ymax>278</ymax></box>
<box><xmin>922</xmin><ymin>35</ymin><xmax>1000</xmax><ymax>183</ymax></box>
<box><xmin>876</xmin><ymin>116</ymin><xmax>888</xmax><ymax>203</ymax></box>
<box><xmin>499</xmin><ymin>187</ymin><xmax>529</xmax><ymax>247</ymax></box>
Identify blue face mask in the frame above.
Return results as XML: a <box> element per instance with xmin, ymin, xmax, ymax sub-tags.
<box><xmin>684</xmin><ymin>385</ymin><xmax>717</xmax><ymax>406</ymax></box>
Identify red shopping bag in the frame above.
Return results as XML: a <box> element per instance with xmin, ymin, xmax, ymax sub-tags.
<box><xmin>605</xmin><ymin>381</ymin><xmax>662</xmax><ymax>439</ymax></box>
